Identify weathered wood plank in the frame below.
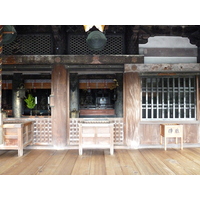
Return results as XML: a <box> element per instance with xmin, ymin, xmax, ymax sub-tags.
<box><xmin>2</xmin><ymin>55</ymin><xmax>144</xmax><ymax>65</ymax></box>
<box><xmin>36</xmin><ymin>150</ymin><xmax>68</xmax><ymax>175</ymax></box>
<box><xmin>54</xmin><ymin>150</ymin><xmax>78</xmax><ymax>175</ymax></box>
<box><xmin>149</xmin><ymin>149</ymin><xmax>189</xmax><ymax>175</ymax></box>
<box><xmin>125</xmin><ymin>63</ymin><xmax>200</xmax><ymax>73</ymax></box>
<box><xmin>0</xmin><ymin>150</ymin><xmax>42</xmax><ymax>175</ymax></box>
<box><xmin>0</xmin><ymin>150</ymin><xmax>29</xmax><ymax>174</ymax></box>
<box><xmin>17</xmin><ymin>150</ymin><xmax>56</xmax><ymax>175</ymax></box>
<box><xmin>175</xmin><ymin>148</ymin><xmax>200</xmax><ymax>166</ymax></box>
<box><xmin>89</xmin><ymin>150</ymin><xmax>106</xmax><ymax>175</ymax></box>
<box><xmin>1</xmin><ymin>148</ymin><xmax>200</xmax><ymax>175</ymax></box>
<box><xmin>115</xmin><ymin>149</ymin><xmax>140</xmax><ymax>175</ymax></box>
<box><xmin>139</xmin><ymin>149</ymin><xmax>176</xmax><ymax>175</ymax></box>
<box><xmin>163</xmin><ymin>149</ymin><xmax>200</xmax><ymax>175</ymax></box>
<box><xmin>128</xmin><ymin>150</ymin><xmax>158</xmax><ymax>175</ymax></box>
<box><xmin>71</xmin><ymin>150</ymin><xmax>92</xmax><ymax>175</ymax></box>
<box><xmin>104</xmin><ymin>150</ymin><xmax>123</xmax><ymax>175</ymax></box>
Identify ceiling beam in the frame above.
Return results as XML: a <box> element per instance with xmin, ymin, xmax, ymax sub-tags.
<box><xmin>2</xmin><ymin>55</ymin><xmax>144</xmax><ymax>65</ymax></box>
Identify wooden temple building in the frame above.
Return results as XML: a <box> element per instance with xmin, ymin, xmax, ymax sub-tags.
<box><xmin>1</xmin><ymin>25</ymin><xmax>200</xmax><ymax>155</ymax></box>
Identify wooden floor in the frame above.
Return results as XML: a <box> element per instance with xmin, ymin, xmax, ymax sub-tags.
<box><xmin>1</xmin><ymin>148</ymin><xmax>200</xmax><ymax>175</ymax></box>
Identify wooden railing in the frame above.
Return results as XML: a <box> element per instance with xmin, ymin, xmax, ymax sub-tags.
<box><xmin>3</xmin><ymin>117</ymin><xmax>124</xmax><ymax>147</ymax></box>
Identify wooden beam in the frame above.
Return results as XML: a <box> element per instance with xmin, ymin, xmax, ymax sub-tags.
<box><xmin>2</xmin><ymin>55</ymin><xmax>144</xmax><ymax>65</ymax></box>
<box><xmin>125</xmin><ymin>63</ymin><xmax>200</xmax><ymax>73</ymax></box>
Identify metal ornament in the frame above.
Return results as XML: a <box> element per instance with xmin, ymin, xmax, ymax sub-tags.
<box><xmin>86</xmin><ymin>30</ymin><xmax>107</xmax><ymax>51</ymax></box>
<box><xmin>2</xmin><ymin>25</ymin><xmax>17</xmax><ymax>44</ymax></box>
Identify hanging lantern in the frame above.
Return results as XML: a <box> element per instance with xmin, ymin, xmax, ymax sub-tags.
<box><xmin>2</xmin><ymin>25</ymin><xmax>17</xmax><ymax>44</ymax></box>
<box><xmin>86</xmin><ymin>30</ymin><xmax>107</xmax><ymax>51</ymax></box>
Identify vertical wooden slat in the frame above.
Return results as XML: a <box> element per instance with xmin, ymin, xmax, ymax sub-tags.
<box><xmin>189</xmin><ymin>77</ymin><xmax>191</xmax><ymax>118</ymax></box>
<box><xmin>0</xmin><ymin>25</ymin><xmax>3</xmax><ymax>144</ymax></box>
<box><xmin>167</xmin><ymin>78</ymin><xmax>170</xmax><ymax>118</ymax></box>
<box><xmin>178</xmin><ymin>77</ymin><xmax>181</xmax><ymax>118</ymax></box>
<box><xmin>145</xmin><ymin>78</ymin><xmax>148</xmax><ymax>119</ymax></box>
<box><xmin>162</xmin><ymin>78</ymin><xmax>164</xmax><ymax>118</ymax></box>
<box><xmin>183</xmin><ymin>78</ymin><xmax>186</xmax><ymax>118</ymax></box>
<box><xmin>151</xmin><ymin>78</ymin><xmax>153</xmax><ymax>118</ymax></box>
<box><xmin>156</xmin><ymin>78</ymin><xmax>159</xmax><ymax>119</ymax></box>
<box><xmin>173</xmin><ymin>78</ymin><xmax>175</xmax><ymax>118</ymax></box>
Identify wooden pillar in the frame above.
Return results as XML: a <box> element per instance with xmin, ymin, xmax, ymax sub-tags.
<box><xmin>197</xmin><ymin>46</ymin><xmax>200</xmax><ymax>63</ymax></box>
<box><xmin>0</xmin><ymin>25</ymin><xmax>3</xmax><ymax>144</ymax></box>
<box><xmin>115</xmin><ymin>73</ymin><xmax>123</xmax><ymax>117</ymax></box>
<box><xmin>12</xmin><ymin>73</ymin><xmax>24</xmax><ymax>118</ymax></box>
<box><xmin>51</xmin><ymin>64</ymin><xmax>69</xmax><ymax>148</ymax></box>
<box><xmin>70</xmin><ymin>73</ymin><xmax>79</xmax><ymax>114</ymax></box>
<box><xmin>124</xmin><ymin>72</ymin><xmax>141</xmax><ymax>148</ymax></box>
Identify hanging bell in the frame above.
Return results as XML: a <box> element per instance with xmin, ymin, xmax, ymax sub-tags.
<box><xmin>2</xmin><ymin>25</ymin><xmax>17</xmax><ymax>45</ymax></box>
<box><xmin>86</xmin><ymin>30</ymin><xmax>107</xmax><ymax>51</ymax></box>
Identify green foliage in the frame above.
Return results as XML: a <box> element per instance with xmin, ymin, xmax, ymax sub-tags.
<box><xmin>24</xmin><ymin>94</ymin><xmax>36</xmax><ymax>109</ymax></box>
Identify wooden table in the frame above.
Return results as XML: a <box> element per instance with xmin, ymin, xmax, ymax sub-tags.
<box><xmin>0</xmin><ymin>121</ymin><xmax>34</xmax><ymax>156</ymax></box>
<box><xmin>160</xmin><ymin>124</ymin><xmax>183</xmax><ymax>150</ymax></box>
<box><xmin>79</xmin><ymin>120</ymin><xmax>114</xmax><ymax>155</ymax></box>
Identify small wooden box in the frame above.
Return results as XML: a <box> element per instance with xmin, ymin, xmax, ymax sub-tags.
<box><xmin>160</xmin><ymin>124</ymin><xmax>183</xmax><ymax>150</ymax></box>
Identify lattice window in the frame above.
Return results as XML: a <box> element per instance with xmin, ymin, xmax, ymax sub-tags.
<box><xmin>68</xmin><ymin>34</ymin><xmax>124</xmax><ymax>55</ymax></box>
<box><xmin>141</xmin><ymin>76</ymin><xmax>196</xmax><ymax>120</ymax></box>
<box><xmin>2</xmin><ymin>34</ymin><xmax>53</xmax><ymax>55</ymax></box>
<box><xmin>69</xmin><ymin>118</ymin><xmax>124</xmax><ymax>145</ymax></box>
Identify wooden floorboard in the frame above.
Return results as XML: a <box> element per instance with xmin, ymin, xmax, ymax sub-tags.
<box><xmin>128</xmin><ymin>149</ymin><xmax>158</xmax><ymax>175</ymax></box>
<box><xmin>139</xmin><ymin>149</ymin><xmax>176</xmax><ymax>175</ymax></box>
<box><xmin>1</xmin><ymin>148</ymin><xmax>200</xmax><ymax>175</ymax></box>
<box><xmin>104</xmin><ymin>149</ymin><xmax>124</xmax><ymax>175</ymax></box>
<box><xmin>115</xmin><ymin>149</ymin><xmax>140</xmax><ymax>175</ymax></box>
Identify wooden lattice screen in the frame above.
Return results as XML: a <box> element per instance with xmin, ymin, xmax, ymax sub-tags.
<box><xmin>69</xmin><ymin>118</ymin><xmax>124</xmax><ymax>145</ymax></box>
<box><xmin>4</xmin><ymin>117</ymin><xmax>123</xmax><ymax>146</ymax></box>
<box><xmin>33</xmin><ymin>118</ymin><xmax>52</xmax><ymax>145</ymax></box>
